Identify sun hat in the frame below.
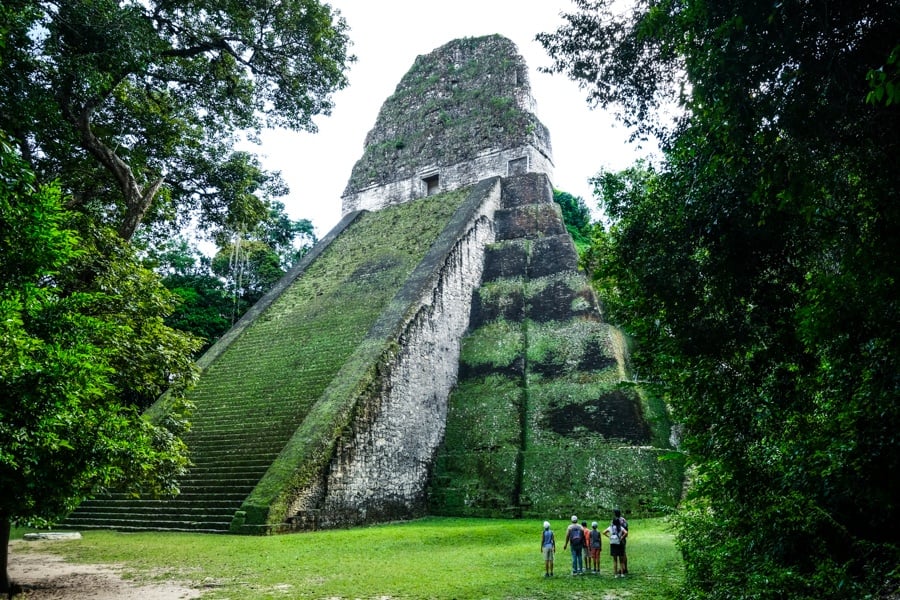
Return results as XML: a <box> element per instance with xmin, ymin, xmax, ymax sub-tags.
<box><xmin>592</xmin><ymin>521</ymin><xmax>598</xmax><ymax>528</ymax></box>
<box><xmin>571</xmin><ymin>515</ymin><xmax>578</xmax><ymax>522</ymax></box>
<box><xmin>543</xmin><ymin>521</ymin><xmax>550</xmax><ymax>529</ymax></box>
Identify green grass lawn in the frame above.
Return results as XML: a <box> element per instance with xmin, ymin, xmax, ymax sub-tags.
<box><xmin>11</xmin><ymin>517</ymin><xmax>683</xmax><ymax>599</ymax></box>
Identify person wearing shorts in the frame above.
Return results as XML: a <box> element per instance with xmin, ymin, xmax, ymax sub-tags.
<box><xmin>589</xmin><ymin>522</ymin><xmax>602</xmax><ymax>573</ymax></box>
<box><xmin>603</xmin><ymin>517</ymin><xmax>626</xmax><ymax>577</ymax></box>
<box><xmin>614</xmin><ymin>508</ymin><xmax>629</xmax><ymax>575</ymax></box>
<box><xmin>540</xmin><ymin>521</ymin><xmax>556</xmax><ymax>577</ymax></box>
<box><xmin>581</xmin><ymin>521</ymin><xmax>591</xmax><ymax>572</ymax></box>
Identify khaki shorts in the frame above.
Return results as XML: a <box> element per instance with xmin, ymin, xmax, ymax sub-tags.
<box><xmin>542</xmin><ymin>545</ymin><xmax>554</xmax><ymax>561</ymax></box>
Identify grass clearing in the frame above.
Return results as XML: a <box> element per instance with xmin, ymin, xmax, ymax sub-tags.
<box><xmin>12</xmin><ymin>517</ymin><xmax>682</xmax><ymax>599</ymax></box>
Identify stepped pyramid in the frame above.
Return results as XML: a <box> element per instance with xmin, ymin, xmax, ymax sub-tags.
<box><xmin>65</xmin><ymin>35</ymin><xmax>682</xmax><ymax>534</ymax></box>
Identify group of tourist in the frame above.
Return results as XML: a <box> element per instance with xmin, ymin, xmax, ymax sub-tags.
<box><xmin>540</xmin><ymin>509</ymin><xmax>628</xmax><ymax>578</ymax></box>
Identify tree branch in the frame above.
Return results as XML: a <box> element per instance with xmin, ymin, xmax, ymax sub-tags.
<box><xmin>162</xmin><ymin>38</ymin><xmax>232</xmax><ymax>59</ymax></box>
<box><xmin>69</xmin><ymin>96</ymin><xmax>162</xmax><ymax>241</ymax></box>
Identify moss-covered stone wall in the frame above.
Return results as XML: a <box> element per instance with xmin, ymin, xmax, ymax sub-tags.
<box><xmin>429</xmin><ymin>173</ymin><xmax>685</xmax><ymax>519</ymax></box>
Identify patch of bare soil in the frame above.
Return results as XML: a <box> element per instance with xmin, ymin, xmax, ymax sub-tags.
<box><xmin>8</xmin><ymin>543</ymin><xmax>202</xmax><ymax>600</ymax></box>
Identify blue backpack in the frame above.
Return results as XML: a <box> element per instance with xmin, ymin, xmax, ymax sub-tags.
<box><xmin>569</xmin><ymin>525</ymin><xmax>584</xmax><ymax>546</ymax></box>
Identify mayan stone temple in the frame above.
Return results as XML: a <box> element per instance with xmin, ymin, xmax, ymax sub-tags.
<box><xmin>66</xmin><ymin>35</ymin><xmax>684</xmax><ymax>534</ymax></box>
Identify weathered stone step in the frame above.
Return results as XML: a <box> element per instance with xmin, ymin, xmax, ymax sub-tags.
<box><xmin>187</xmin><ymin>445</ymin><xmax>282</xmax><ymax>455</ymax></box>
<box><xmin>185</xmin><ymin>460</ymin><xmax>275</xmax><ymax>473</ymax></box>
<box><xmin>169</xmin><ymin>488</ymin><xmax>254</xmax><ymax>498</ymax></box>
<box><xmin>183</xmin><ymin>437</ymin><xmax>290</xmax><ymax>449</ymax></box>
<box><xmin>191</xmin><ymin>398</ymin><xmax>309</xmax><ymax>413</ymax></box>
<box><xmin>73</xmin><ymin>525</ymin><xmax>229</xmax><ymax>534</ymax></box>
<box><xmin>189</xmin><ymin>410</ymin><xmax>305</xmax><ymax>425</ymax></box>
<box><xmin>72</xmin><ymin>504</ymin><xmax>236</xmax><ymax>516</ymax></box>
<box><xmin>186</xmin><ymin>423</ymin><xmax>298</xmax><ymax>435</ymax></box>
<box><xmin>184</xmin><ymin>461</ymin><xmax>272</xmax><ymax>475</ymax></box>
<box><xmin>184</xmin><ymin>421</ymin><xmax>297</xmax><ymax>442</ymax></box>
<box><xmin>83</xmin><ymin>491</ymin><xmax>251</xmax><ymax>502</ymax></box>
<box><xmin>184</xmin><ymin>426</ymin><xmax>296</xmax><ymax>440</ymax></box>
<box><xmin>173</xmin><ymin>478</ymin><xmax>259</xmax><ymax>489</ymax></box>
<box><xmin>184</xmin><ymin>451</ymin><xmax>281</xmax><ymax>464</ymax></box>
<box><xmin>65</xmin><ymin>517</ymin><xmax>232</xmax><ymax>532</ymax></box>
<box><xmin>69</xmin><ymin>504</ymin><xmax>235</xmax><ymax>517</ymax></box>
<box><xmin>76</xmin><ymin>497</ymin><xmax>241</xmax><ymax>509</ymax></box>
<box><xmin>185</xmin><ymin>449</ymin><xmax>281</xmax><ymax>463</ymax></box>
<box><xmin>184</xmin><ymin>441</ymin><xmax>286</xmax><ymax>455</ymax></box>
<box><xmin>179</xmin><ymin>469</ymin><xmax>267</xmax><ymax>479</ymax></box>
<box><xmin>66</xmin><ymin>510</ymin><xmax>235</xmax><ymax>525</ymax></box>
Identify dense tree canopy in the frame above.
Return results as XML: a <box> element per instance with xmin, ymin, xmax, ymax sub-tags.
<box><xmin>210</xmin><ymin>200</ymin><xmax>317</xmax><ymax>312</ymax></box>
<box><xmin>541</xmin><ymin>1</ymin><xmax>899</xmax><ymax>598</ymax></box>
<box><xmin>147</xmin><ymin>202</ymin><xmax>318</xmax><ymax>355</ymax></box>
<box><xmin>0</xmin><ymin>0</ymin><xmax>352</xmax><ymax>242</ymax></box>
<box><xmin>0</xmin><ymin>132</ymin><xmax>200</xmax><ymax>592</ymax></box>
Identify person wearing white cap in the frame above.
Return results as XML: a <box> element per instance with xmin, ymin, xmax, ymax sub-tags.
<box><xmin>540</xmin><ymin>521</ymin><xmax>556</xmax><ymax>577</ymax></box>
<box><xmin>563</xmin><ymin>515</ymin><xmax>585</xmax><ymax>574</ymax></box>
<box><xmin>589</xmin><ymin>521</ymin><xmax>602</xmax><ymax>573</ymax></box>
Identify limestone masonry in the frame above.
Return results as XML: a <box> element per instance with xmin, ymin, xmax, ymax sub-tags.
<box><xmin>65</xmin><ymin>35</ymin><xmax>682</xmax><ymax>534</ymax></box>
<box><xmin>342</xmin><ymin>35</ymin><xmax>553</xmax><ymax>214</ymax></box>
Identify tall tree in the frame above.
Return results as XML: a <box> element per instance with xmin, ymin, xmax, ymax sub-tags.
<box><xmin>144</xmin><ymin>237</ymin><xmax>234</xmax><ymax>356</ymax></box>
<box><xmin>145</xmin><ymin>201</ymin><xmax>317</xmax><ymax>356</ymax></box>
<box><xmin>0</xmin><ymin>132</ymin><xmax>200</xmax><ymax>594</ymax></box>
<box><xmin>0</xmin><ymin>2</ymin><xmax>350</xmax><ymax>592</ymax></box>
<box><xmin>210</xmin><ymin>200</ymin><xmax>317</xmax><ymax>321</ymax></box>
<box><xmin>0</xmin><ymin>0</ymin><xmax>352</xmax><ymax>242</ymax></box>
<box><xmin>541</xmin><ymin>1</ymin><xmax>899</xmax><ymax>598</ymax></box>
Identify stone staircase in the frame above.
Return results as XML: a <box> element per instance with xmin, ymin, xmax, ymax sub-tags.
<box><xmin>63</xmin><ymin>192</ymin><xmax>470</xmax><ymax>533</ymax></box>
<box><xmin>64</xmin><ymin>400</ymin><xmax>302</xmax><ymax>533</ymax></box>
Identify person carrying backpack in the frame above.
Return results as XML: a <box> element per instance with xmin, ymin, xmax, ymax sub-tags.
<box><xmin>603</xmin><ymin>516</ymin><xmax>626</xmax><ymax>577</ymax></box>
<box><xmin>614</xmin><ymin>508</ymin><xmax>629</xmax><ymax>575</ymax></box>
<box><xmin>540</xmin><ymin>521</ymin><xmax>556</xmax><ymax>577</ymax></box>
<box><xmin>563</xmin><ymin>515</ymin><xmax>585</xmax><ymax>575</ymax></box>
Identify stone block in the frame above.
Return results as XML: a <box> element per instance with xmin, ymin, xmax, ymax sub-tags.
<box><xmin>481</xmin><ymin>241</ymin><xmax>528</xmax><ymax>282</ymax></box>
<box><xmin>528</xmin><ymin>235</ymin><xmax>579</xmax><ymax>278</ymax></box>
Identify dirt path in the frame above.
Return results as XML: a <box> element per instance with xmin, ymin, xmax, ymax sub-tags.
<box><xmin>8</xmin><ymin>542</ymin><xmax>202</xmax><ymax>600</ymax></box>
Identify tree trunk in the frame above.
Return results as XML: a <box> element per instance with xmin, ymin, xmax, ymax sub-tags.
<box><xmin>0</xmin><ymin>517</ymin><xmax>10</xmax><ymax>596</ymax></box>
<box><xmin>70</xmin><ymin>102</ymin><xmax>163</xmax><ymax>242</ymax></box>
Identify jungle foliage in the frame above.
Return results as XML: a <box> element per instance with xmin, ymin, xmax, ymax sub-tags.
<box><xmin>552</xmin><ymin>189</ymin><xmax>592</xmax><ymax>252</ymax></box>
<box><xmin>0</xmin><ymin>1</ymin><xmax>351</xmax><ymax>593</ymax></box>
<box><xmin>146</xmin><ymin>203</ymin><xmax>318</xmax><ymax>356</ymax></box>
<box><xmin>0</xmin><ymin>0</ymin><xmax>352</xmax><ymax>243</ymax></box>
<box><xmin>0</xmin><ymin>133</ymin><xmax>199</xmax><ymax>593</ymax></box>
<box><xmin>540</xmin><ymin>1</ymin><xmax>899</xmax><ymax>598</ymax></box>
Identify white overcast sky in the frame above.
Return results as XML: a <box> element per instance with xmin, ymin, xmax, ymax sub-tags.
<box><xmin>251</xmin><ymin>0</ymin><xmax>655</xmax><ymax>237</ymax></box>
